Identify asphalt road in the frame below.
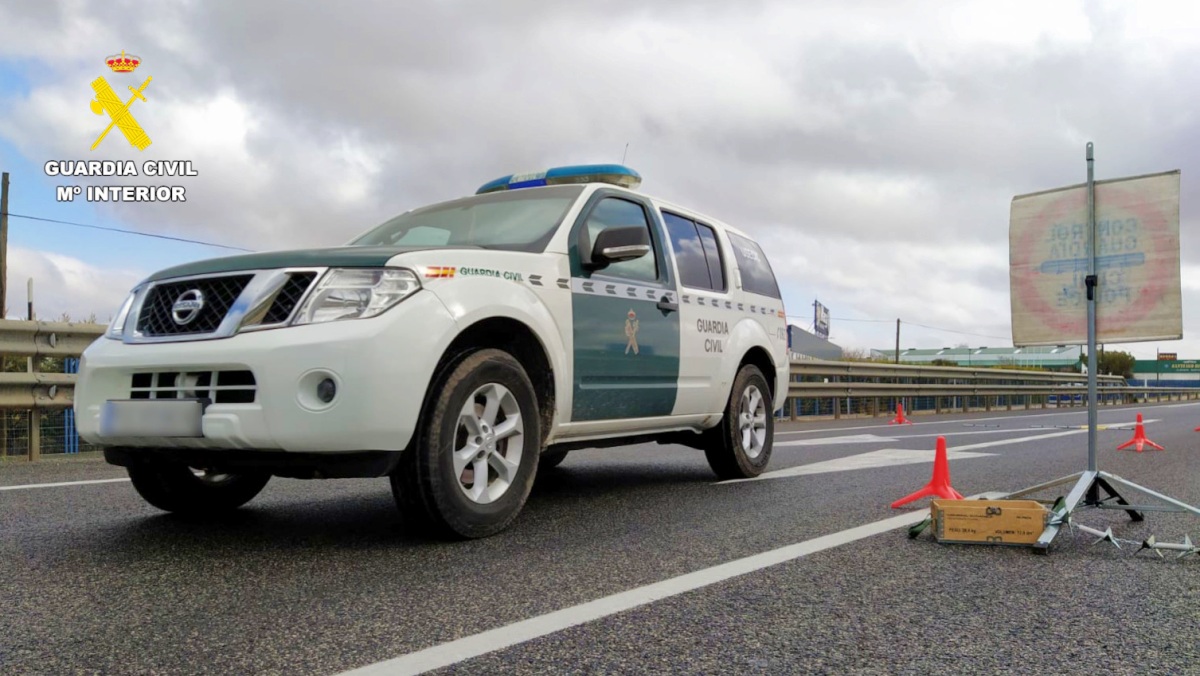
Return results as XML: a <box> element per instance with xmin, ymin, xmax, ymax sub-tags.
<box><xmin>2</xmin><ymin>402</ymin><xmax>1199</xmax><ymax>675</ymax></box>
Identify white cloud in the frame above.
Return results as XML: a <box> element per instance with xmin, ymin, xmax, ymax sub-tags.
<box><xmin>2</xmin><ymin>0</ymin><xmax>1198</xmax><ymax>361</ymax></box>
<box><xmin>6</xmin><ymin>246</ymin><xmax>139</xmax><ymax>322</ymax></box>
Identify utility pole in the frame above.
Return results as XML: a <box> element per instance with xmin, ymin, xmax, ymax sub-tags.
<box><xmin>1</xmin><ymin>171</ymin><xmax>9</xmax><ymax>318</ymax></box>
<box><xmin>27</xmin><ymin>276</ymin><xmax>38</xmax><ymax>461</ymax></box>
<box><xmin>894</xmin><ymin>318</ymin><xmax>900</xmax><ymax>364</ymax></box>
<box><xmin>0</xmin><ymin>172</ymin><xmax>6</xmax><ymax>459</ymax></box>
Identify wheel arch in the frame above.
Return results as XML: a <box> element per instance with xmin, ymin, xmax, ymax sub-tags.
<box><xmin>738</xmin><ymin>345</ymin><xmax>777</xmax><ymax>401</ymax></box>
<box><xmin>429</xmin><ymin>315</ymin><xmax>558</xmax><ymax>447</ymax></box>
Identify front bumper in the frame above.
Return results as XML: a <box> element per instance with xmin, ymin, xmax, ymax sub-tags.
<box><xmin>75</xmin><ymin>291</ymin><xmax>456</xmax><ymax>454</ymax></box>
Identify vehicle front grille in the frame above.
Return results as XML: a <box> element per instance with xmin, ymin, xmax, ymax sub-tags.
<box><xmin>136</xmin><ymin>275</ymin><xmax>253</xmax><ymax>336</ymax></box>
<box><xmin>130</xmin><ymin>370</ymin><xmax>257</xmax><ymax>404</ymax></box>
<box><xmin>261</xmin><ymin>271</ymin><xmax>317</xmax><ymax>325</ymax></box>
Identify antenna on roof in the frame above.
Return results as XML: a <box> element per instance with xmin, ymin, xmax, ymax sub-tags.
<box><xmin>621</xmin><ymin>142</ymin><xmax>629</xmax><ymax>165</ymax></box>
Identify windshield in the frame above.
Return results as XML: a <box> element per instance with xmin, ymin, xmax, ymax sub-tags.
<box><xmin>350</xmin><ymin>185</ymin><xmax>584</xmax><ymax>252</ymax></box>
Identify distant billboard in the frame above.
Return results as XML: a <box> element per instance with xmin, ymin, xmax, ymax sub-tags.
<box><xmin>813</xmin><ymin>301</ymin><xmax>830</xmax><ymax>339</ymax></box>
<box><xmin>1009</xmin><ymin>170</ymin><xmax>1181</xmax><ymax>346</ymax></box>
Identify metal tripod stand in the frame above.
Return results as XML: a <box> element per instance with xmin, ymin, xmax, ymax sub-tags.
<box><xmin>1004</xmin><ymin>143</ymin><xmax>1200</xmax><ymax>554</ymax></box>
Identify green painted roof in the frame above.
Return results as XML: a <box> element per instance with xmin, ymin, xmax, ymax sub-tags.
<box><xmin>870</xmin><ymin>345</ymin><xmax>1082</xmax><ymax>366</ymax></box>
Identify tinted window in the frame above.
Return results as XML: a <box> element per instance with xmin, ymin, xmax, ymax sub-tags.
<box><xmin>728</xmin><ymin>232</ymin><xmax>780</xmax><ymax>298</ymax></box>
<box><xmin>695</xmin><ymin>222</ymin><xmax>726</xmax><ymax>291</ymax></box>
<box><xmin>351</xmin><ymin>186</ymin><xmax>583</xmax><ymax>252</ymax></box>
<box><xmin>584</xmin><ymin>197</ymin><xmax>658</xmax><ymax>282</ymax></box>
<box><xmin>663</xmin><ymin>212</ymin><xmax>711</xmax><ymax>289</ymax></box>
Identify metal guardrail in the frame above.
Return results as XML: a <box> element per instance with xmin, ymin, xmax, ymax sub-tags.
<box><xmin>782</xmin><ymin>359</ymin><xmax>1198</xmax><ymax>419</ymax></box>
<box><xmin>1</xmin><ymin>320</ymin><xmax>106</xmax><ymax>461</ymax></box>
<box><xmin>0</xmin><ymin>320</ymin><xmax>106</xmax><ymax>357</ymax></box>
<box><xmin>0</xmin><ymin>320</ymin><xmax>106</xmax><ymax>410</ymax></box>
<box><xmin>1</xmin><ymin>320</ymin><xmax>1196</xmax><ymax>458</ymax></box>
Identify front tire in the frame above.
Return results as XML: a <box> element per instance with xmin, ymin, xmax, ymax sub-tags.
<box><xmin>539</xmin><ymin>449</ymin><xmax>569</xmax><ymax>469</ymax></box>
<box><xmin>127</xmin><ymin>462</ymin><xmax>270</xmax><ymax>515</ymax></box>
<box><xmin>704</xmin><ymin>365</ymin><xmax>774</xmax><ymax>480</ymax></box>
<box><xmin>392</xmin><ymin>349</ymin><xmax>541</xmax><ymax>539</ymax></box>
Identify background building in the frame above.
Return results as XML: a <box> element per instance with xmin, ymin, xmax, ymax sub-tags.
<box><xmin>868</xmin><ymin>346</ymin><xmax>1083</xmax><ymax>371</ymax></box>
<box><xmin>788</xmin><ymin>324</ymin><xmax>842</xmax><ymax>360</ymax></box>
<box><xmin>1129</xmin><ymin>359</ymin><xmax>1200</xmax><ymax>387</ymax></box>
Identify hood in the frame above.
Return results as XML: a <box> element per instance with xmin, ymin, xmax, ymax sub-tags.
<box><xmin>143</xmin><ymin>245</ymin><xmax>481</xmax><ymax>283</ymax></box>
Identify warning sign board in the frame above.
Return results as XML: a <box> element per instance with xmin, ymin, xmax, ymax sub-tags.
<box><xmin>1009</xmin><ymin>170</ymin><xmax>1182</xmax><ymax>346</ymax></box>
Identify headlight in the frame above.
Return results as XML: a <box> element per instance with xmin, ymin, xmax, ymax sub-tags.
<box><xmin>292</xmin><ymin>268</ymin><xmax>421</xmax><ymax>325</ymax></box>
<box><xmin>105</xmin><ymin>292</ymin><xmax>137</xmax><ymax>339</ymax></box>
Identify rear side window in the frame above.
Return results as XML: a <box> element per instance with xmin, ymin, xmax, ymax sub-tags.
<box><xmin>695</xmin><ymin>222</ymin><xmax>726</xmax><ymax>291</ymax></box>
<box><xmin>727</xmin><ymin>232</ymin><xmax>780</xmax><ymax>299</ymax></box>
<box><xmin>662</xmin><ymin>211</ymin><xmax>727</xmax><ymax>292</ymax></box>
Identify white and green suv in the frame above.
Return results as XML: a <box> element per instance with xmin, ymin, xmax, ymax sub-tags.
<box><xmin>76</xmin><ymin>165</ymin><xmax>789</xmax><ymax>538</ymax></box>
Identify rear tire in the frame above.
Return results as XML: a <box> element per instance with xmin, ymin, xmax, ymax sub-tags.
<box><xmin>127</xmin><ymin>462</ymin><xmax>270</xmax><ymax>515</ymax></box>
<box><xmin>392</xmin><ymin>349</ymin><xmax>541</xmax><ymax>539</ymax></box>
<box><xmin>704</xmin><ymin>365</ymin><xmax>774</xmax><ymax>480</ymax></box>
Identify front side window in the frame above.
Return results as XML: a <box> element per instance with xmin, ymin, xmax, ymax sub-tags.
<box><xmin>582</xmin><ymin>197</ymin><xmax>658</xmax><ymax>282</ymax></box>
<box><xmin>351</xmin><ymin>185</ymin><xmax>584</xmax><ymax>253</ymax></box>
<box><xmin>728</xmin><ymin>232</ymin><xmax>780</xmax><ymax>298</ymax></box>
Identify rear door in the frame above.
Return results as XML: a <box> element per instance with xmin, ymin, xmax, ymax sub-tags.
<box><xmin>662</xmin><ymin>210</ymin><xmax>731</xmax><ymax>415</ymax></box>
<box><xmin>568</xmin><ymin>192</ymin><xmax>680</xmax><ymax>421</ymax></box>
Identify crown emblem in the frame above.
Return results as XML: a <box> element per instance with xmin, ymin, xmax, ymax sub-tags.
<box><xmin>105</xmin><ymin>50</ymin><xmax>141</xmax><ymax>73</ymax></box>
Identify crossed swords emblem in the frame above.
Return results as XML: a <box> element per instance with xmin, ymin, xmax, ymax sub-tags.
<box><xmin>89</xmin><ymin>75</ymin><xmax>153</xmax><ymax>151</ymax></box>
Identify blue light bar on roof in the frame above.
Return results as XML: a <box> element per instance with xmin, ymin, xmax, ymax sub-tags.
<box><xmin>476</xmin><ymin>164</ymin><xmax>642</xmax><ymax>194</ymax></box>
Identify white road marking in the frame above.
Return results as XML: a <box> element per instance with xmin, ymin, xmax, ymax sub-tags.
<box><xmin>773</xmin><ymin>403</ymin><xmax>1199</xmax><ymax>436</ymax></box>
<box><xmin>721</xmin><ymin>448</ymin><xmax>997</xmax><ymax>484</ymax></box>
<box><xmin>775</xmin><ymin>427</ymin><xmax>1061</xmax><ymax>447</ymax></box>
<box><xmin>0</xmin><ymin>478</ymin><xmax>130</xmax><ymax>492</ymax></box>
<box><xmin>1026</xmin><ymin>418</ymin><xmax>1159</xmax><ymax>431</ymax></box>
<box><xmin>777</xmin><ymin>433</ymin><xmax>898</xmax><ymax>446</ymax></box>
<box><xmin>728</xmin><ymin>428</ymin><xmax>1086</xmax><ymax>485</ymax></box>
<box><xmin>336</xmin><ymin>492</ymin><xmax>1007</xmax><ymax>676</ymax></box>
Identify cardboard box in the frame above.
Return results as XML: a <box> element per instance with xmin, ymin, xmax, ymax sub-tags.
<box><xmin>931</xmin><ymin>499</ymin><xmax>1049</xmax><ymax>546</ymax></box>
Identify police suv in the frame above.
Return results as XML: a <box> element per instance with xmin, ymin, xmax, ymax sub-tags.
<box><xmin>76</xmin><ymin>165</ymin><xmax>789</xmax><ymax>538</ymax></box>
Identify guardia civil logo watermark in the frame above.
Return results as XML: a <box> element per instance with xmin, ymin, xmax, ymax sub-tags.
<box><xmin>90</xmin><ymin>50</ymin><xmax>152</xmax><ymax>151</ymax></box>
<box><xmin>45</xmin><ymin>50</ymin><xmax>197</xmax><ymax>204</ymax></box>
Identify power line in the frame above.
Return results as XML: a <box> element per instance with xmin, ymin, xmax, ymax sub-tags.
<box><xmin>904</xmin><ymin>321</ymin><xmax>1009</xmax><ymax>342</ymax></box>
<box><xmin>792</xmin><ymin>313</ymin><xmax>1009</xmax><ymax>342</ymax></box>
<box><xmin>5</xmin><ymin>212</ymin><xmax>254</xmax><ymax>252</ymax></box>
<box><xmin>826</xmin><ymin>316</ymin><xmax>894</xmax><ymax>324</ymax></box>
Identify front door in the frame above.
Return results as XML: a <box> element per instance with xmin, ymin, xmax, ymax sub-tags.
<box><xmin>569</xmin><ymin>192</ymin><xmax>679</xmax><ymax>421</ymax></box>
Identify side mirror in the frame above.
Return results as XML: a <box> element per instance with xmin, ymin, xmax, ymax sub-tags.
<box><xmin>585</xmin><ymin>225</ymin><xmax>651</xmax><ymax>271</ymax></box>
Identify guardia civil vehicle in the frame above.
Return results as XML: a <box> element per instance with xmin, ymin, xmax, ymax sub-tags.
<box><xmin>76</xmin><ymin>165</ymin><xmax>789</xmax><ymax>538</ymax></box>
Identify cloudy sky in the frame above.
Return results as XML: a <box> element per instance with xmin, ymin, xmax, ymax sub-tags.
<box><xmin>1</xmin><ymin>0</ymin><xmax>1197</xmax><ymax>360</ymax></box>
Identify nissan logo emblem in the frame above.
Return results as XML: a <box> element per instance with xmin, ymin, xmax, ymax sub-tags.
<box><xmin>171</xmin><ymin>289</ymin><xmax>205</xmax><ymax>325</ymax></box>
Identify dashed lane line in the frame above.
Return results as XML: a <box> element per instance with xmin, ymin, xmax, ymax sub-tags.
<box><xmin>774</xmin><ymin>402</ymin><xmax>1199</xmax><ymax>436</ymax></box>
<box><xmin>775</xmin><ymin>420</ymin><xmax>1157</xmax><ymax>447</ymax></box>
<box><xmin>728</xmin><ymin>428</ymin><xmax>1086</xmax><ymax>484</ymax></box>
<box><xmin>0</xmin><ymin>478</ymin><xmax>130</xmax><ymax>491</ymax></box>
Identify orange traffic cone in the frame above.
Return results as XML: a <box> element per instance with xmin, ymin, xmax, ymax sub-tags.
<box><xmin>891</xmin><ymin>436</ymin><xmax>964</xmax><ymax>508</ymax></box>
<box><xmin>1117</xmin><ymin>413</ymin><xmax>1164</xmax><ymax>452</ymax></box>
<box><xmin>889</xmin><ymin>402</ymin><xmax>913</xmax><ymax>425</ymax></box>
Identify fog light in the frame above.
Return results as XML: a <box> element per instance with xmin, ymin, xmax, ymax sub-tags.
<box><xmin>317</xmin><ymin>378</ymin><xmax>337</xmax><ymax>403</ymax></box>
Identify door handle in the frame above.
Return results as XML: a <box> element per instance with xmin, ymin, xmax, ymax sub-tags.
<box><xmin>656</xmin><ymin>296</ymin><xmax>678</xmax><ymax>313</ymax></box>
